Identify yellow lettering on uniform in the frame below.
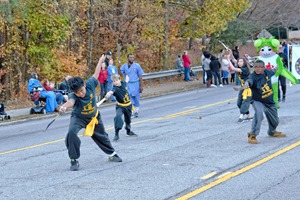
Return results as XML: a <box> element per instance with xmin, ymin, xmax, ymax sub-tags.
<box><xmin>124</xmin><ymin>93</ymin><xmax>130</xmax><ymax>103</ymax></box>
<box><xmin>261</xmin><ymin>83</ymin><xmax>273</xmax><ymax>99</ymax></box>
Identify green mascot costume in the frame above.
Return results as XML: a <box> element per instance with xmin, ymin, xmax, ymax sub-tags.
<box><xmin>254</xmin><ymin>37</ymin><xmax>298</xmax><ymax>108</ymax></box>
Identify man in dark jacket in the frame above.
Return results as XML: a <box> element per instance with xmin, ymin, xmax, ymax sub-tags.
<box><xmin>59</xmin><ymin>75</ymin><xmax>72</xmax><ymax>94</ymax></box>
<box><xmin>209</xmin><ymin>55</ymin><xmax>222</xmax><ymax>87</ymax></box>
<box><xmin>277</xmin><ymin>44</ymin><xmax>288</xmax><ymax>102</ymax></box>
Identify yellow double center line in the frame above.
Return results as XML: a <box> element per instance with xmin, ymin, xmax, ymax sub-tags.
<box><xmin>177</xmin><ymin>140</ymin><xmax>300</xmax><ymax>199</ymax></box>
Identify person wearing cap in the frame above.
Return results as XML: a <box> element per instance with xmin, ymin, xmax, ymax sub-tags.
<box><xmin>105</xmin><ymin>51</ymin><xmax>112</xmax><ymax>67</ymax></box>
<box><xmin>120</xmin><ymin>53</ymin><xmax>144</xmax><ymax>118</ymax></box>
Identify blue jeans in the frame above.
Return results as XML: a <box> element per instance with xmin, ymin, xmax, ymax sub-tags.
<box><xmin>212</xmin><ymin>70</ymin><xmax>221</xmax><ymax>86</ymax></box>
<box><xmin>100</xmin><ymin>82</ymin><xmax>107</xmax><ymax>99</ymax></box>
<box><xmin>56</xmin><ymin>93</ymin><xmax>65</xmax><ymax>105</ymax></box>
<box><xmin>184</xmin><ymin>67</ymin><xmax>191</xmax><ymax>81</ymax></box>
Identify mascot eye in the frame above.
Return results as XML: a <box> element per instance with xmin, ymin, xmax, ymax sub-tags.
<box><xmin>268</xmin><ymin>48</ymin><xmax>272</xmax><ymax>51</ymax></box>
<box><xmin>261</xmin><ymin>48</ymin><xmax>264</xmax><ymax>52</ymax></box>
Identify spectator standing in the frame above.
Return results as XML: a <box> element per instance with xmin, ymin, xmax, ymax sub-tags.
<box><xmin>106</xmin><ymin>59</ymin><xmax>118</xmax><ymax>102</ymax></box>
<box><xmin>97</xmin><ymin>62</ymin><xmax>108</xmax><ymax>100</ymax></box>
<box><xmin>232</xmin><ymin>46</ymin><xmax>241</xmax><ymax>85</ymax></box>
<box><xmin>203</xmin><ymin>52</ymin><xmax>212</xmax><ymax>87</ymax></box>
<box><xmin>182</xmin><ymin>50</ymin><xmax>191</xmax><ymax>81</ymax></box>
<box><xmin>221</xmin><ymin>51</ymin><xmax>232</xmax><ymax>85</ymax></box>
<box><xmin>209</xmin><ymin>55</ymin><xmax>222</xmax><ymax>87</ymax></box>
<box><xmin>201</xmin><ymin>50</ymin><xmax>208</xmax><ymax>85</ymax></box>
<box><xmin>105</xmin><ymin>51</ymin><xmax>112</xmax><ymax>67</ymax></box>
<box><xmin>277</xmin><ymin>44</ymin><xmax>288</xmax><ymax>102</ymax></box>
<box><xmin>120</xmin><ymin>53</ymin><xmax>144</xmax><ymax>118</ymax></box>
<box><xmin>282</xmin><ymin>41</ymin><xmax>288</xmax><ymax>55</ymax></box>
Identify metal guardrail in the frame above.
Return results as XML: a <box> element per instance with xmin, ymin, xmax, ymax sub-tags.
<box><xmin>143</xmin><ymin>66</ymin><xmax>203</xmax><ymax>80</ymax></box>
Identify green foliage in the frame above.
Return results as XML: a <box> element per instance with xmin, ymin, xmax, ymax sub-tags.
<box><xmin>0</xmin><ymin>0</ymin><xmax>260</xmax><ymax>104</ymax></box>
<box><xmin>175</xmin><ymin>0</ymin><xmax>250</xmax><ymax>39</ymax></box>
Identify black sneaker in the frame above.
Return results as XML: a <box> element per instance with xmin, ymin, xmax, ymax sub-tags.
<box><xmin>127</xmin><ymin>131</ymin><xmax>138</xmax><ymax>136</ymax></box>
<box><xmin>70</xmin><ymin>159</ymin><xmax>79</xmax><ymax>171</ymax></box>
<box><xmin>108</xmin><ymin>154</ymin><xmax>122</xmax><ymax>162</ymax></box>
<box><xmin>237</xmin><ymin>118</ymin><xmax>244</xmax><ymax>123</ymax></box>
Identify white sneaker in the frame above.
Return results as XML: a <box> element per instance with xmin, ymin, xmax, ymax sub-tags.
<box><xmin>219</xmin><ymin>84</ymin><xmax>223</xmax><ymax>87</ymax></box>
<box><xmin>211</xmin><ymin>84</ymin><xmax>217</xmax><ymax>88</ymax></box>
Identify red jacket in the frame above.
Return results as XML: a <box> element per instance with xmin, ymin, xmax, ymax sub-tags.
<box><xmin>98</xmin><ymin>69</ymin><xmax>108</xmax><ymax>83</ymax></box>
<box><xmin>182</xmin><ymin>54</ymin><xmax>191</xmax><ymax>68</ymax></box>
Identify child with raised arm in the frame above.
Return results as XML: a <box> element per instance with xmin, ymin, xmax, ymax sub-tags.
<box><xmin>59</xmin><ymin>55</ymin><xmax>122</xmax><ymax>171</ymax></box>
<box><xmin>229</xmin><ymin>58</ymin><xmax>253</xmax><ymax>123</ymax></box>
<box><xmin>244</xmin><ymin>60</ymin><xmax>286</xmax><ymax>144</ymax></box>
<box><xmin>105</xmin><ymin>74</ymin><xmax>137</xmax><ymax>141</ymax></box>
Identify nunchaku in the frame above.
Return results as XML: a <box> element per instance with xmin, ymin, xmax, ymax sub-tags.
<box><xmin>45</xmin><ymin>98</ymin><xmax>107</xmax><ymax>130</ymax></box>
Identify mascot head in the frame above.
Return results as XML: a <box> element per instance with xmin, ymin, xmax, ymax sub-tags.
<box><xmin>254</xmin><ymin>37</ymin><xmax>280</xmax><ymax>58</ymax></box>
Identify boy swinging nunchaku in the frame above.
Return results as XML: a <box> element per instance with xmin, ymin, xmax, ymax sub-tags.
<box><xmin>45</xmin><ymin>98</ymin><xmax>106</xmax><ymax>130</ymax></box>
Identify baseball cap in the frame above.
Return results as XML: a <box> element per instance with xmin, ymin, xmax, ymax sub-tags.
<box><xmin>106</xmin><ymin>51</ymin><xmax>112</xmax><ymax>56</ymax></box>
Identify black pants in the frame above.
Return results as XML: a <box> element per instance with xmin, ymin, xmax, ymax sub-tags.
<box><xmin>278</xmin><ymin>75</ymin><xmax>286</xmax><ymax>99</ymax></box>
<box><xmin>66</xmin><ymin>113</ymin><xmax>115</xmax><ymax>159</ymax></box>
<box><xmin>115</xmin><ymin>104</ymin><xmax>132</xmax><ymax>133</ymax></box>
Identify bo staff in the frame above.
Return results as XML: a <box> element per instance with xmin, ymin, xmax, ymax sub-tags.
<box><xmin>96</xmin><ymin>98</ymin><xmax>106</xmax><ymax>107</ymax></box>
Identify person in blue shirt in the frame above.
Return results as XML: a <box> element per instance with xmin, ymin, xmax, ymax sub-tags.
<box><xmin>120</xmin><ymin>53</ymin><xmax>144</xmax><ymax>118</ymax></box>
<box><xmin>27</xmin><ymin>72</ymin><xmax>59</xmax><ymax>113</ymax></box>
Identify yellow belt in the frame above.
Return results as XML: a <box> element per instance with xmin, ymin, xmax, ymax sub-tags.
<box><xmin>117</xmin><ymin>102</ymin><xmax>132</xmax><ymax>107</ymax></box>
<box><xmin>83</xmin><ymin>110</ymin><xmax>98</xmax><ymax>137</ymax></box>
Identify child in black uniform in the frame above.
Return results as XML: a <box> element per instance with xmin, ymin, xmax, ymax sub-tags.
<box><xmin>105</xmin><ymin>74</ymin><xmax>137</xmax><ymax>141</ymax></box>
<box><xmin>244</xmin><ymin>60</ymin><xmax>286</xmax><ymax>144</ymax></box>
<box><xmin>59</xmin><ymin>55</ymin><xmax>122</xmax><ymax>171</ymax></box>
<box><xmin>229</xmin><ymin>58</ymin><xmax>253</xmax><ymax>123</ymax></box>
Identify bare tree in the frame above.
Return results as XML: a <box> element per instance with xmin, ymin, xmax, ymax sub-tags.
<box><xmin>240</xmin><ymin>0</ymin><xmax>300</xmax><ymax>29</ymax></box>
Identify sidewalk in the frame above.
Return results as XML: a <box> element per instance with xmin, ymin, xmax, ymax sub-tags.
<box><xmin>5</xmin><ymin>79</ymin><xmax>203</xmax><ymax>119</ymax></box>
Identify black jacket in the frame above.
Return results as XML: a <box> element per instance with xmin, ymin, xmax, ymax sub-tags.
<box><xmin>209</xmin><ymin>56</ymin><xmax>221</xmax><ymax>72</ymax></box>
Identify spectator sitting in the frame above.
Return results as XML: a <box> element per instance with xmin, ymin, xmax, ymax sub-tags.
<box><xmin>27</xmin><ymin>72</ymin><xmax>59</xmax><ymax>113</ymax></box>
<box><xmin>175</xmin><ymin>54</ymin><xmax>184</xmax><ymax>73</ymax></box>
<box><xmin>189</xmin><ymin>67</ymin><xmax>198</xmax><ymax>81</ymax></box>
<box><xmin>41</xmin><ymin>79</ymin><xmax>67</xmax><ymax>104</ymax></box>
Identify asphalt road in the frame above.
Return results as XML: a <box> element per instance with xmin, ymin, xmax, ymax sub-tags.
<box><xmin>1</xmin><ymin>84</ymin><xmax>300</xmax><ymax>200</ymax></box>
